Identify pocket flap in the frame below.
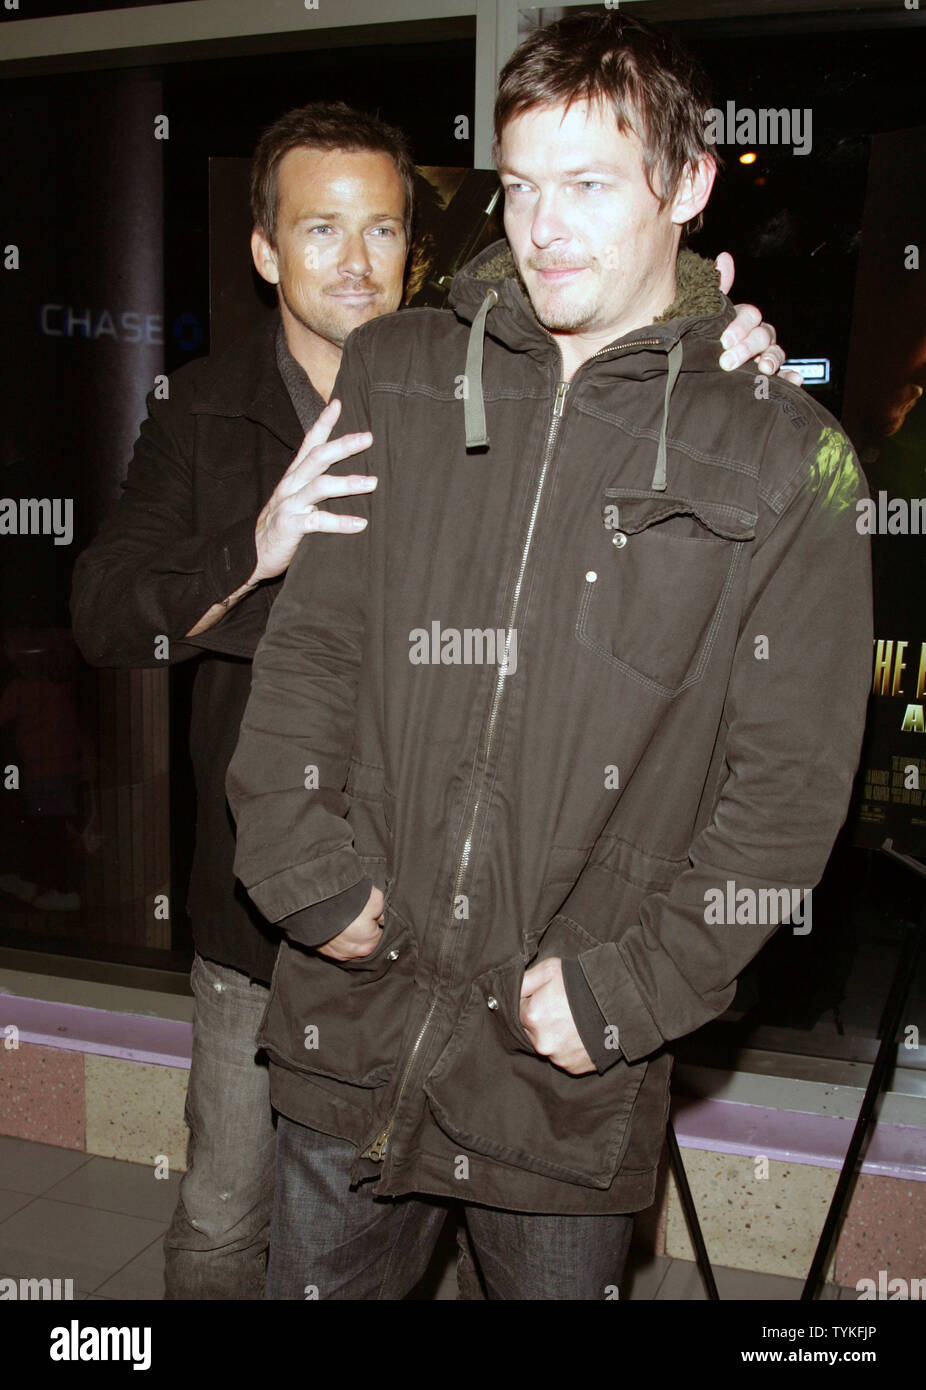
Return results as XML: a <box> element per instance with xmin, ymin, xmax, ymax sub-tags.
<box><xmin>603</xmin><ymin>489</ymin><xmax>756</xmax><ymax>541</ymax></box>
<box><xmin>424</xmin><ymin>956</ymin><xmax>648</xmax><ymax>1189</ymax></box>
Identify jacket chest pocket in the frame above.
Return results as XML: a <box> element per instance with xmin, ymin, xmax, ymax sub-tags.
<box><xmin>193</xmin><ymin>416</ymin><xmax>291</xmax><ymax>529</ymax></box>
<box><xmin>574</xmin><ymin>490</ymin><xmax>755</xmax><ymax>697</ymax></box>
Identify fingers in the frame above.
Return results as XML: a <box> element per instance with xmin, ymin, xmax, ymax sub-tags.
<box><xmin>720</xmin><ymin>310</ymin><xmax>785</xmax><ymax>373</ymax></box>
<box><xmin>290</xmin><ymin>471</ymin><xmax>377</xmax><ymax>535</ymax></box>
<box><xmin>753</xmin><ymin>342</ymin><xmax>787</xmax><ymax>375</ymax></box>
<box><xmin>298</xmin><ymin>472</ymin><xmax>378</xmax><ymax>504</ymax></box>
<box><xmin>283</xmin><ymin>398</ymin><xmax>372</xmax><ymax>484</ymax></box>
<box><xmin>303</xmin><ymin>511</ymin><xmax>369</xmax><ymax>535</ymax></box>
<box><xmin>283</xmin><ymin>400</ymin><xmax>342</xmax><ymax>476</ymax></box>
<box><xmin>780</xmin><ymin>367</ymin><xmax>805</xmax><ymax>388</ymax></box>
<box><xmin>292</xmin><ymin>431</ymin><xmax>375</xmax><ymax>485</ymax></box>
<box><xmin>259</xmin><ymin>475</ymin><xmax>375</xmax><ymax>558</ymax></box>
<box><xmin>722</xmin><ymin>301</ymin><xmax>763</xmax><ymax>343</ymax></box>
<box><xmin>300</xmin><ymin>398</ymin><xmax>342</xmax><ymax>454</ymax></box>
<box><xmin>719</xmin><ymin>303</ymin><xmax>763</xmax><ymax>367</ymax></box>
<box><xmin>340</xmin><ymin>927</ymin><xmax>384</xmax><ymax>959</ymax></box>
<box><xmin>520</xmin><ymin>959</ymin><xmax>549</xmax><ymax>998</ymax></box>
<box><xmin>714</xmin><ymin>250</ymin><xmax>735</xmax><ymax>296</ymax></box>
<box><xmin>316</xmin><ymin>917</ymin><xmax>383</xmax><ymax>961</ymax></box>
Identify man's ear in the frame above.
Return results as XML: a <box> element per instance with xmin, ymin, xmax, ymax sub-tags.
<box><xmin>670</xmin><ymin>154</ymin><xmax>716</xmax><ymax>228</ymax></box>
<box><xmin>251</xmin><ymin>226</ymin><xmax>280</xmax><ymax>286</ymax></box>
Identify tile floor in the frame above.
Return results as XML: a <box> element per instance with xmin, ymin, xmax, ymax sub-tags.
<box><xmin>0</xmin><ymin>1135</ymin><xmax>860</xmax><ymax>1301</ymax></box>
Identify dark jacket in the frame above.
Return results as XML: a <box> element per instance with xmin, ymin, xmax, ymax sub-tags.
<box><xmin>70</xmin><ymin>314</ymin><xmax>319</xmax><ymax>982</ymax></box>
<box><xmin>227</xmin><ymin>242</ymin><xmax>872</xmax><ymax>1214</ymax></box>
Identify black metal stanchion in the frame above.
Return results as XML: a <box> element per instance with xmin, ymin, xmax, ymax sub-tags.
<box><xmin>666</xmin><ymin>1119</ymin><xmax>719</xmax><ymax>1300</ymax></box>
<box><xmin>801</xmin><ymin>839</ymin><xmax>926</xmax><ymax>1299</ymax></box>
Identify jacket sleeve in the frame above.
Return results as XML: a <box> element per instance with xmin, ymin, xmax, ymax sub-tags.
<box><xmin>568</xmin><ymin>423</ymin><xmax>873</xmax><ymax>1065</ymax></box>
<box><xmin>225</xmin><ymin>332</ymin><xmax>376</xmax><ymax>948</ymax></box>
<box><xmin>561</xmin><ymin>956</ymin><xmax>618</xmax><ymax>1071</ymax></box>
<box><xmin>69</xmin><ymin>362</ymin><xmax>269</xmax><ymax>669</ymax></box>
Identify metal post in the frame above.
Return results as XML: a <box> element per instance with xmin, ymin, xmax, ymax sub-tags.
<box><xmin>801</xmin><ymin>841</ymin><xmax>926</xmax><ymax>1299</ymax></box>
<box><xmin>666</xmin><ymin>1120</ymin><xmax>719</xmax><ymax>1300</ymax></box>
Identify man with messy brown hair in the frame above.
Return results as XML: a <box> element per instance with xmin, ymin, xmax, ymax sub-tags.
<box><xmin>229</xmin><ymin>14</ymin><xmax>870</xmax><ymax>1299</ymax></box>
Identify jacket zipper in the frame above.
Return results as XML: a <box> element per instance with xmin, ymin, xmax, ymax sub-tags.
<box><xmin>361</xmin><ymin>335</ymin><xmax>669</xmax><ymax>1164</ymax></box>
<box><xmin>589</xmin><ymin>337</ymin><xmax>663</xmax><ymax>360</ymax></box>
<box><xmin>361</xmin><ymin>377</ymin><xmax>571</xmax><ymax>1164</ymax></box>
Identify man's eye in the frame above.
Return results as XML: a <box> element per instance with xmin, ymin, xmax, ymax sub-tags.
<box><xmin>504</xmin><ymin>183</ymin><xmax>531</xmax><ymax>195</ymax></box>
<box><xmin>577</xmin><ymin>181</ymin><xmax>604</xmax><ymax>192</ymax></box>
<box><xmin>308</xmin><ymin>225</ymin><xmax>333</xmax><ymax>235</ymax></box>
<box><xmin>370</xmin><ymin>226</ymin><xmax>397</xmax><ymax>237</ymax></box>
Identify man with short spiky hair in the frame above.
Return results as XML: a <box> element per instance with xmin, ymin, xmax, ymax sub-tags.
<box><xmin>70</xmin><ymin>101</ymin><xmax>412</xmax><ymax>1299</ymax></box>
<box><xmin>228</xmin><ymin>13</ymin><xmax>871</xmax><ymax>1300</ymax></box>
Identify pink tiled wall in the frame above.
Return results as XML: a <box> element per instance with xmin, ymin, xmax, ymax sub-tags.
<box><xmin>834</xmin><ymin>1173</ymin><xmax>926</xmax><ymax>1288</ymax></box>
<box><xmin>2</xmin><ymin>1037</ymin><xmax>923</xmax><ymax>1290</ymax></box>
<box><xmin>1</xmin><ymin>1040</ymin><xmax>85</xmax><ymax>1149</ymax></box>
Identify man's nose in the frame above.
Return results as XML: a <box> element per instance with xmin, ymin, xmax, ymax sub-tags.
<box><xmin>339</xmin><ymin>234</ymin><xmax>373</xmax><ymax>279</ymax></box>
<box><xmin>530</xmin><ymin>192</ymin><xmax>571</xmax><ymax>248</ymax></box>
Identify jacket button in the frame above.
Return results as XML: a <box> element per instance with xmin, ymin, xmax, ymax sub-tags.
<box><xmin>611</xmin><ymin>531</ymin><xmax>628</xmax><ymax>548</ymax></box>
<box><xmin>486</xmin><ymin>995</ymin><xmax>499</xmax><ymax>1010</ymax></box>
<box><xmin>585</xmin><ymin>570</ymin><xmax>597</xmax><ymax>583</ymax></box>
<box><xmin>386</xmin><ymin>949</ymin><xmax>399</xmax><ymax>962</ymax></box>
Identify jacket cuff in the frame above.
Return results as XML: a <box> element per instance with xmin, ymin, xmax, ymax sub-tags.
<box><xmin>204</xmin><ymin>515</ymin><xmax>260</xmax><ymax>600</ymax></box>
<box><xmin>279</xmin><ymin>876</ymin><xmax>372</xmax><ymax>950</ymax></box>
<box><xmin>561</xmin><ymin>956</ymin><xmax>622</xmax><ymax>1072</ymax></box>
<box><xmin>576</xmin><ymin>943</ymin><xmax>665</xmax><ymax>1064</ymax></box>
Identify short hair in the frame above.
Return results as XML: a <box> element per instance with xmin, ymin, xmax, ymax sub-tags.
<box><xmin>250</xmin><ymin>100</ymin><xmax>416</xmax><ymax>246</ymax></box>
<box><xmin>493</xmin><ymin>11</ymin><xmax>716</xmax><ymax>237</ymax></box>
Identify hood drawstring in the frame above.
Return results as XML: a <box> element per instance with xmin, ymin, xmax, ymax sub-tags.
<box><xmin>464</xmin><ymin>288</ymin><xmax>498</xmax><ymax>448</ymax></box>
<box><xmin>464</xmin><ymin>287</ymin><xmax>683</xmax><ymax>487</ymax></box>
<box><xmin>651</xmin><ymin>338</ymin><xmax>683</xmax><ymax>492</ymax></box>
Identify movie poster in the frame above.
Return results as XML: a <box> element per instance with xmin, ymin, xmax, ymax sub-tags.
<box><xmin>843</xmin><ymin>128</ymin><xmax>926</xmax><ymax>856</ymax></box>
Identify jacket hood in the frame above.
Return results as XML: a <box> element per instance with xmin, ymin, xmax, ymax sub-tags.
<box><xmin>448</xmin><ymin>239</ymin><xmax>737</xmax><ymax>491</ymax></box>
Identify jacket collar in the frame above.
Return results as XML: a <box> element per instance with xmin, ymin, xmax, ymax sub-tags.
<box><xmin>190</xmin><ymin>310</ymin><xmax>306</xmax><ymax>451</ymax></box>
<box><xmin>449</xmin><ymin>238</ymin><xmax>734</xmax><ymax>363</ymax></box>
<box><xmin>449</xmin><ymin>238</ymin><xmax>738</xmax><ymax>490</ymax></box>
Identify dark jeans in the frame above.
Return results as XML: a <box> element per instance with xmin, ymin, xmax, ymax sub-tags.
<box><xmin>164</xmin><ymin>954</ymin><xmax>276</xmax><ymax>1299</ymax></box>
<box><xmin>267</xmin><ymin>1115</ymin><xmax>634</xmax><ymax>1301</ymax></box>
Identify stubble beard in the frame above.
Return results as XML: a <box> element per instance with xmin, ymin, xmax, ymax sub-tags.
<box><xmin>280</xmin><ymin>280</ymin><xmax>382</xmax><ymax>350</ymax></box>
<box><xmin>527</xmin><ymin>279</ymin><xmax>603</xmax><ymax>335</ymax></box>
<box><xmin>516</xmin><ymin>253</ymin><xmax>605</xmax><ymax>335</ymax></box>
<box><xmin>531</xmin><ymin>297</ymin><xmax>597</xmax><ymax>334</ymax></box>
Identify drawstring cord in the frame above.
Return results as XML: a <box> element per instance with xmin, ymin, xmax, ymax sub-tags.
<box><xmin>464</xmin><ymin>286</ymin><xmax>682</xmax><ymax>494</ymax></box>
<box><xmin>463</xmin><ymin>288</ymin><xmax>498</xmax><ymax>448</ymax></box>
<box><xmin>651</xmin><ymin>338</ymin><xmax>683</xmax><ymax>492</ymax></box>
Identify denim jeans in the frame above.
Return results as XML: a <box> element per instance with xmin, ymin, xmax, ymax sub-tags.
<box><xmin>163</xmin><ymin>954</ymin><xmax>276</xmax><ymax>1299</ymax></box>
<box><xmin>267</xmin><ymin>1116</ymin><xmax>634</xmax><ymax>1300</ymax></box>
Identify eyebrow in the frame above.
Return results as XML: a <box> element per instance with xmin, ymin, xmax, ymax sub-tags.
<box><xmin>296</xmin><ymin>211</ymin><xmax>404</xmax><ymax>223</ymax></box>
<box><xmin>498</xmin><ymin>165</ymin><xmax>623</xmax><ymax>179</ymax></box>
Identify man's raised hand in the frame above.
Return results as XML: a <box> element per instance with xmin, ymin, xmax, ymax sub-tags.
<box><xmin>715</xmin><ymin>251</ymin><xmax>803</xmax><ymax>385</ymax></box>
<box><xmin>251</xmin><ymin>399</ymin><xmax>375</xmax><ymax>584</ymax></box>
